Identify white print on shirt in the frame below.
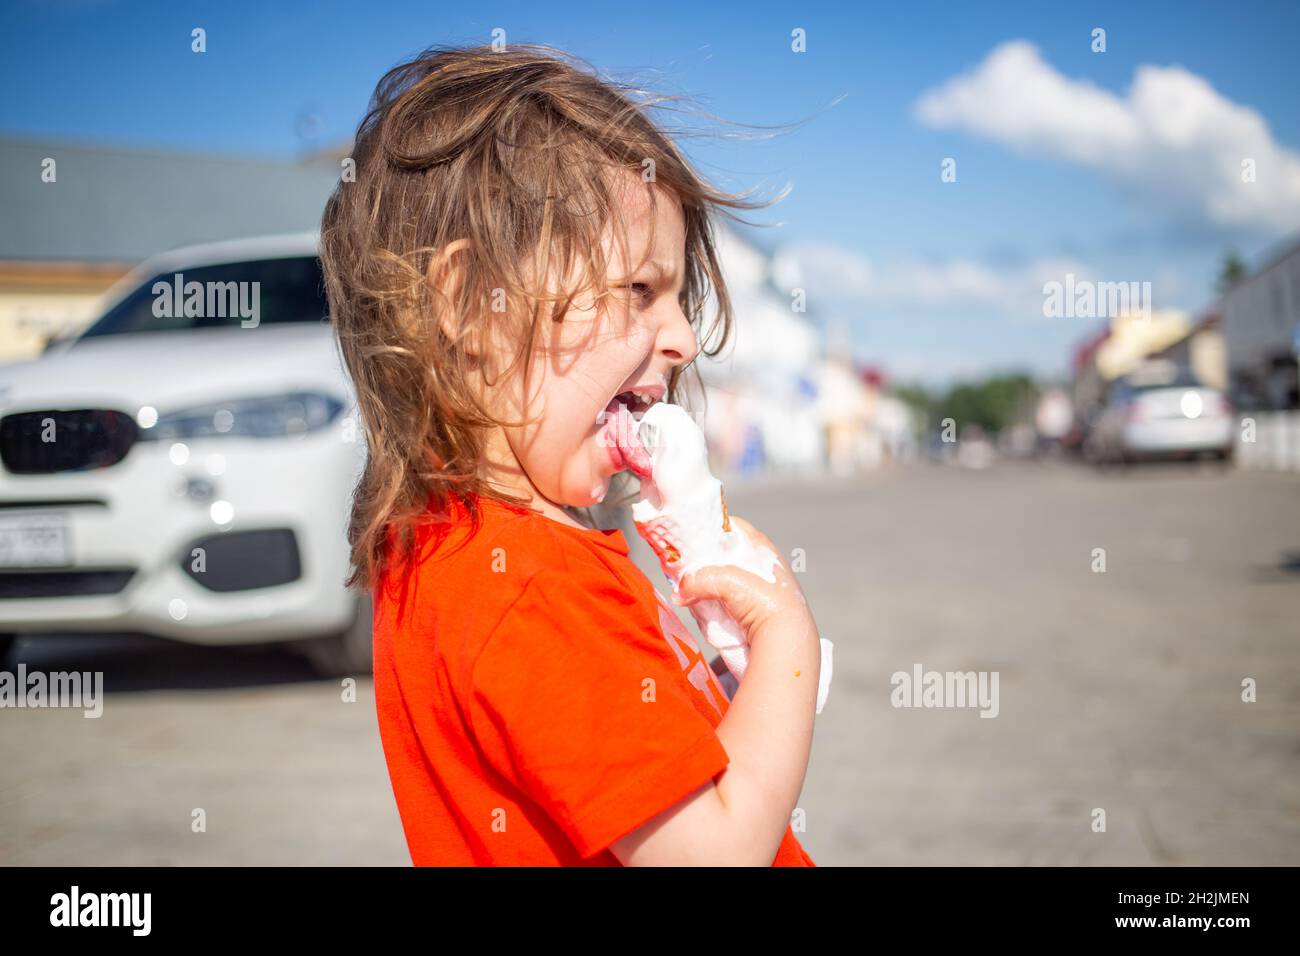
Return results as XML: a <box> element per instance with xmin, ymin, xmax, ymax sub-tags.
<box><xmin>653</xmin><ymin>590</ymin><xmax>727</xmax><ymax>718</ymax></box>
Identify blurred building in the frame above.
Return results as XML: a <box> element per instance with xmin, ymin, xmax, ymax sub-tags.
<box><xmin>1150</xmin><ymin>310</ymin><xmax>1227</xmax><ymax>391</ymax></box>
<box><xmin>696</xmin><ymin>228</ymin><xmax>825</xmax><ymax>475</ymax></box>
<box><xmin>825</xmin><ymin>363</ymin><xmax>917</xmax><ymax>471</ymax></box>
<box><xmin>1219</xmin><ymin>236</ymin><xmax>1300</xmax><ymax>471</ymax></box>
<box><xmin>1094</xmin><ymin>308</ymin><xmax>1194</xmax><ymax>382</ymax></box>
<box><xmin>0</xmin><ymin>136</ymin><xmax>338</xmax><ymax>362</ymax></box>
<box><xmin>696</xmin><ymin>231</ymin><xmax>925</xmax><ymax>477</ymax></box>
<box><xmin>813</xmin><ymin>353</ymin><xmax>871</xmax><ymax>475</ymax></box>
<box><xmin>1068</xmin><ymin>325</ymin><xmax>1111</xmax><ymax>447</ymax></box>
<box><xmin>1221</xmin><ymin>236</ymin><xmax>1300</xmax><ymax>412</ymax></box>
<box><xmin>1033</xmin><ymin>386</ymin><xmax>1073</xmax><ymax>451</ymax></box>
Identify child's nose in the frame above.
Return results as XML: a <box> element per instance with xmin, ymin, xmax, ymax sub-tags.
<box><xmin>657</xmin><ymin>303</ymin><xmax>699</xmax><ymax>367</ymax></box>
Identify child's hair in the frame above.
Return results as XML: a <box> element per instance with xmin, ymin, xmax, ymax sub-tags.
<box><xmin>320</xmin><ymin>44</ymin><xmax>763</xmax><ymax>592</ymax></box>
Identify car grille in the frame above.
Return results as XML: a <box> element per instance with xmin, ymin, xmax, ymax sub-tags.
<box><xmin>0</xmin><ymin>568</ymin><xmax>135</xmax><ymax>599</ymax></box>
<box><xmin>0</xmin><ymin>409</ymin><xmax>139</xmax><ymax>474</ymax></box>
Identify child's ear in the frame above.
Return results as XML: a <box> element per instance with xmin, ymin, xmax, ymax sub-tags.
<box><xmin>425</xmin><ymin>239</ymin><xmax>479</xmax><ymax>355</ymax></box>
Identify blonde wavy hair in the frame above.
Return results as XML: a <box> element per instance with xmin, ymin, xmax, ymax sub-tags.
<box><xmin>320</xmin><ymin>44</ymin><xmax>762</xmax><ymax>592</ymax></box>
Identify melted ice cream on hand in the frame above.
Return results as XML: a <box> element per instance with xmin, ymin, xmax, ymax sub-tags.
<box><xmin>622</xmin><ymin>401</ymin><xmax>833</xmax><ymax>714</ymax></box>
<box><xmin>629</xmin><ymin>403</ymin><xmax>777</xmax><ymax>583</ymax></box>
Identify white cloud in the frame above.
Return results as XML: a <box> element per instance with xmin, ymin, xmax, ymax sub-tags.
<box><xmin>914</xmin><ymin>40</ymin><xmax>1300</xmax><ymax>236</ymax></box>
<box><xmin>766</xmin><ymin>241</ymin><xmax>1119</xmax><ymax>385</ymax></box>
<box><xmin>771</xmin><ymin>241</ymin><xmax>1091</xmax><ymax>320</ymax></box>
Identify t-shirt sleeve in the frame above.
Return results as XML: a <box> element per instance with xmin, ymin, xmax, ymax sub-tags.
<box><xmin>467</xmin><ymin>565</ymin><xmax>730</xmax><ymax>859</ymax></box>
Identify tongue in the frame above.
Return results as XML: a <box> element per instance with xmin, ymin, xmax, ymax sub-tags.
<box><xmin>605</xmin><ymin>399</ymin><xmax>653</xmax><ymax>478</ymax></box>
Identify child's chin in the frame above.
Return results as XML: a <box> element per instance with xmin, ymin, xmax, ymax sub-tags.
<box><xmin>577</xmin><ymin>472</ymin><xmax>610</xmax><ymax>506</ymax></box>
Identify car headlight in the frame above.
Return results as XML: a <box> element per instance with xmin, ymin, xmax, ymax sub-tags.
<box><xmin>140</xmin><ymin>391</ymin><xmax>345</xmax><ymax>441</ymax></box>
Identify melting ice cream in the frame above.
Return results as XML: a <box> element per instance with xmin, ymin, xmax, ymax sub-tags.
<box><xmin>621</xmin><ymin>401</ymin><xmax>833</xmax><ymax>714</ymax></box>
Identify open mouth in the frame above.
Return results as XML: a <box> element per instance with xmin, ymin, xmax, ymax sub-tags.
<box><xmin>607</xmin><ymin>388</ymin><xmax>659</xmax><ymax>421</ymax></box>
<box><xmin>600</xmin><ymin>388</ymin><xmax>660</xmax><ymax>478</ymax></box>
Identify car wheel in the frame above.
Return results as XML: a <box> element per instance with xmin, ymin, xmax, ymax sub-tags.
<box><xmin>300</xmin><ymin>595</ymin><xmax>374</xmax><ymax>678</ymax></box>
<box><xmin>1210</xmin><ymin>448</ymin><xmax>1234</xmax><ymax>471</ymax></box>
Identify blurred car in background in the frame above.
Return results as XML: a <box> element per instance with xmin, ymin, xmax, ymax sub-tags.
<box><xmin>0</xmin><ymin>234</ymin><xmax>371</xmax><ymax>674</ymax></box>
<box><xmin>1083</xmin><ymin>362</ymin><xmax>1235</xmax><ymax>466</ymax></box>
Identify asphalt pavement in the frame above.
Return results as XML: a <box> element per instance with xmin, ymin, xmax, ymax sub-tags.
<box><xmin>2</xmin><ymin>459</ymin><xmax>1297</xmax><ymax>865</ymax></box>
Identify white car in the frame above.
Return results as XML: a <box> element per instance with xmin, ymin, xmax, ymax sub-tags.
<box><xmin>0</xmin><ymin>234</ymin><xmax>372</xmax><ymax>674</ymax></box>
<box><xmin>1085</xmin><ymin>369</ymin><xmax>1235</xmax><ymax>465</ymax></box>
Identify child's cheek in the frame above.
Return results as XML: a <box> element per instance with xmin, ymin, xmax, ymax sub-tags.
<box><xmin>531</xmin><ymin>407</ymin><xmax>602</xmax><ymax>507</ymax></box>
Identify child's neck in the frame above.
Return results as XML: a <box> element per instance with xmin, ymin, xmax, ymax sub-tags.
<box><xmin>480</xmin><ymin>429</ymin><xmax>590</xmax><ymax>531</ymax></box>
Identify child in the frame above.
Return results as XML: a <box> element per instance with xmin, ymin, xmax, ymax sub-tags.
<box><xmin>321</xmin><ymin>44</ymin><xmax>823</xmax><ymax>866</ymax></box>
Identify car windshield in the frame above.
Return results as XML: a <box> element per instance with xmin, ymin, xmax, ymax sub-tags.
<box><xmin>1110</xmin><ymin>368</ymin><xmax>1205</xmax><ymax>403</ymax></box>
<box><xmin>81</xmin><ymin>256</ymin><xmax>328</xmax><ymax>337</ymax></box>
<box><xmin>1131</xmin><ymin>373</ymin><xmax>1203</xmax><ymax>393</ymax></box>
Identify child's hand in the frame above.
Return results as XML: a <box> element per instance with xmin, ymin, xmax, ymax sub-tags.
<box><xmin>619</xmin><ymin>515</ymin><xmax>822</xmax><ymax>864</ymax></box>
<box><xmin>672</xmin><ymin>516</ymin><xmax>819</xmax><ymax>648</ymax></box>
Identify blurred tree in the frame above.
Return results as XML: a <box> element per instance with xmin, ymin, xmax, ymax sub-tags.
<box><xmin>891</xmin><ymin>383</ymin><xmax>933</xmax><ymax>421</ymax></box>
<box><xmin>935</xmin><ymin>374</ymin><xmax>1038</xmax><ymax>434</ymax></box>
<box><xmin>1217</xmin><ymin>251</ymin><xmax>1248</xmax><ymax>294</ymax></box>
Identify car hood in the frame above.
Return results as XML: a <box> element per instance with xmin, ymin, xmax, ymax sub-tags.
<box><xmin>0</xmin><ymin>325</ymin><xmax>353</xmax><ymax>415</ymax></box>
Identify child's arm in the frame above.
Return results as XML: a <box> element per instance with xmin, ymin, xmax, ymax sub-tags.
<box><xmin>610</xmin><ymin>517</ymin><xmax>821</xmax><ymax>866</ymax></box>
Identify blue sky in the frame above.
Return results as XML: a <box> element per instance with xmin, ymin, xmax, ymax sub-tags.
<box><xmin>3</xmin><ymin>0</ymin><xmax>1298</xmax><ymax>385</ymax></box>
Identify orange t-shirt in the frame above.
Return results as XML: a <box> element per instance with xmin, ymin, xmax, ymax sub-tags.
<box><xmin>371</xmin><ymin>492</ymin><xmax>815</xmax><ymax>866</ymax></box>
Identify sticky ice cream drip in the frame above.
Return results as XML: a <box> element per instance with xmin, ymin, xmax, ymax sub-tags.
<box><xmin>627</xmin><ymin>402</ymin><xmax>833</xmax><ymax>714</ymax></box>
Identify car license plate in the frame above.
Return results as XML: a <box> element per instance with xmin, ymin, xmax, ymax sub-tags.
<box><xmin>0</xmin><ymin>512</ymin><xmax>72</xmax><ymax>567</ymax></box>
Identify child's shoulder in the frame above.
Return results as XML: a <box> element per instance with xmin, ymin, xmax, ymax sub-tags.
<box><xmin>374</xmin><ymin>492</ymin><xmax>654</xmax><ymax>684</ymax></box>
<box><xmin>418</xmin><ymin>494</ymin><xmax>613</xmax><ymax>579</ymax></box>
<box><xmin>378</xmin><ymin>493</ymin><xmax>634</xmax><ymax>626</ymax></box>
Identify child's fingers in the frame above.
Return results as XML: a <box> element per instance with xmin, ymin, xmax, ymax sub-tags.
<box><xmin>670</xmin><ymin>573</ymin><xmax>697</xmax><ymax>606</ymax></box>
<box><xmin>675</xmin><ymin>565</ymin><xmax>746</xmax><ymax>603</ymax></box>
<box><xmin>673</xmin><ymin>566</ymin><xmax>719</xmax><ymax>606</ymax></box>
<box><xmin>673</xmin><ymin>564</ymin><xmax>770</xmax><ymax>615</ymax></box>
<box><xmin>727</xmin><ymin>514</ymin><xmax>763</xmax><ymax>544</ymax></box>
<box><xmin>670</xmin><ymin>516</ymin><xmax>810</xmax><ymax>641</ymax></box>
<box><xmin>674</xmin><ymin>557</ymin><xmax>817</xmax><ymax>646</ymax></box>
<box><xmin>728</xmin><ymin>514</ymin><xmax>781</xmax><ymax>560</ymax></box>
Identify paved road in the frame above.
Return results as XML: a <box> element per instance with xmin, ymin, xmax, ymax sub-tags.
<box><xmin>2</xmin><ymin>460</ymin><xmax>1297</xmax><ymax>865</ymax></box>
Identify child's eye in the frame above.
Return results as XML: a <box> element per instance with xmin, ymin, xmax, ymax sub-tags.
<box><xmin>624</xmin><ymin>282</ymin><xmax>654</xmax><ymax>303</ymax></box>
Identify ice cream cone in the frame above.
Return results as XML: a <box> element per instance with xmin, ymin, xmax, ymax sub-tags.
<box><xmin>628</xmin><ymin>402</ymin><xmax>833</xmax><ymax>713</ymax></box>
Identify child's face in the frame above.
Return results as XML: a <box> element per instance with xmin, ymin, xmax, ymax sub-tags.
<box><xmin>486</xmin><ymin>182</ymin><xmax>699</xmax><ymax>512</ymax></box>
